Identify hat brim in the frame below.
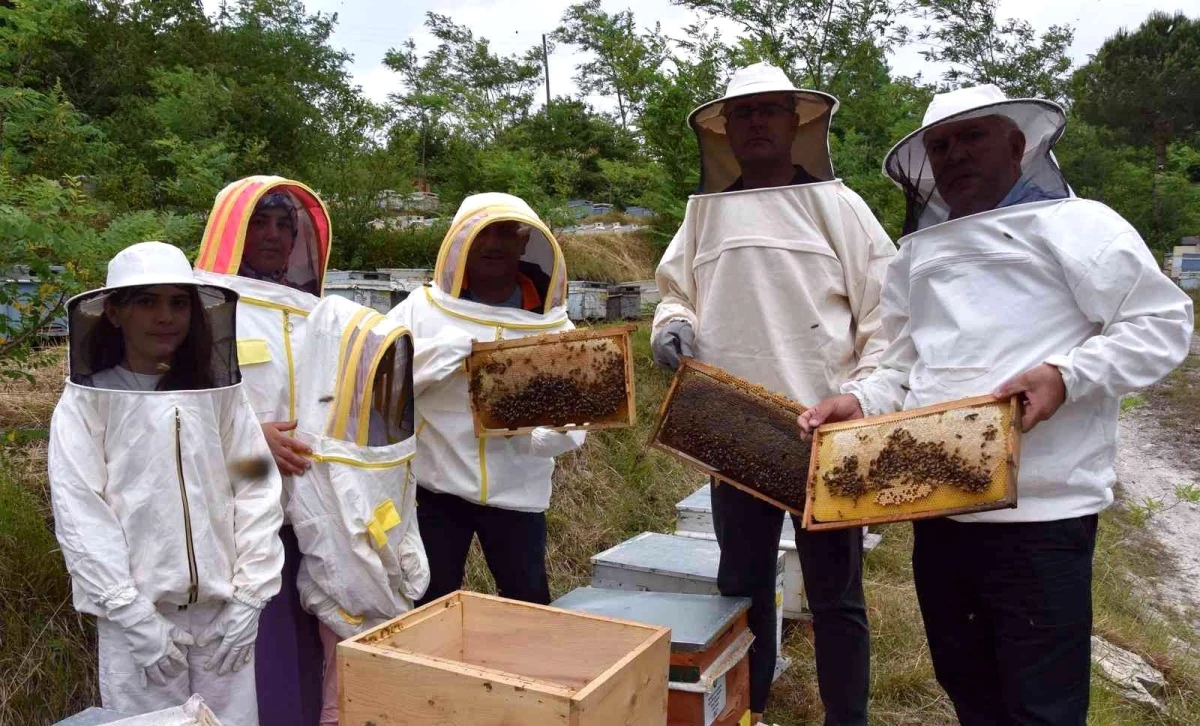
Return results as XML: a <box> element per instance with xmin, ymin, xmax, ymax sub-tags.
<box><xmin>688</xmin><ymin>89</ymin><xmax>840</xmax><ymax>135</ymax></box>
<box><xmin>883</xmin><ymin>98</ymin><xmax>1066</xmax><ymax>187</ymax></box>
<box><xmin>67</xmin><ymin>280</ymin><xmax>239</xmax><ymax>319</ymax></box>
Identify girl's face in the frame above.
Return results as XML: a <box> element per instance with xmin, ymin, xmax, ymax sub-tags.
<box><xmin>106</xmin><ymin>285</ymin><xmax>193</xmax><ymax>364</ymax></box>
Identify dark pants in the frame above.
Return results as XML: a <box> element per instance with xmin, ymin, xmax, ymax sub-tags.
<box><xmin>711</xmin><ymin>480</ymin><xmax>870</xmax><ymax>722</ymax></box>
<box><xmin>912</xmin><ymin>515</ymin><xmax>1099</xmax><ymax>726</ymax></box>
<box><xmin>416</xmin><ymin>487</ymin><xmax>551</xmax><ymax>605</ymax></box>
<box><xmin>255</xmin><ymin>525</ymin><xmax>324</xmax><ymax>726</ymax></box>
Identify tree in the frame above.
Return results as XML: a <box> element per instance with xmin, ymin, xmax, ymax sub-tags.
<box><xmin>671</xmin><ymin>0</ymin><xmax>907</xmax><ymax>91</ymax></box>
<box><xmin>1072</xmin><ymin>12</ymin><xmax>1200</xmax><ymax>175</ymax></box>
<box><xmin>914</xmin><ymin>0</ymin><xmax>1074</xmax><ymax>100</ymax></box>
<box><xmin>553</xmin><ymin>1</ymin><xmax>669</xmax><ymax>128</ymax></box>
<box><xmin>385</xmin><ymin>13</ymin><xmax>542</xmax><ymax>144</ymax></box>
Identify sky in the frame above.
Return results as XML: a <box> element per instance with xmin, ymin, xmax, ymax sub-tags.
<box><xmin>205</xmin><ymin>0</ymin><xmax>1200</xmax><ymax>110</ymax></box>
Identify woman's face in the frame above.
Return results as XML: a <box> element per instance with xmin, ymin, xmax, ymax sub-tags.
<box><xmin>106</xmin><ymin>285</ymin><xmax>193</xmax><ymax>364</ymax></box>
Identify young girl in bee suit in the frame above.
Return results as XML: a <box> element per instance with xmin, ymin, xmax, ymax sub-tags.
<box><xmin>651</xmin><ymin>62</ymin><xmax>896</xmax><ymax>723</ymax></box>
<box><xmin>287</xmin><ymin>294</ymin><xmax>430</xmax><ymax>725</ymax></box>
<box><xmin>49</xmin><ymin>242</ymin><xmax>284</xmax><ymax>726</ymax></box>
<box><xmin>193</xmin><ymin>176</ymin><xmax>332</xmax><ymax>724</ymax></box>
<box><xmin>387</xmin><ymin>193</ymin><xmax>584</xmax><ymax>606</ymax></box>
<box><xmin>801</xmin><ymin>85</ymin><xmax>1194</xmax><ymax>724</ymax></box>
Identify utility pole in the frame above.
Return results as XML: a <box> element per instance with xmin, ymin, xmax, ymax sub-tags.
<box><xmin>542</xmin><ymin>34</ymin><xmax>552</xmax><ymax>110</ymax></box>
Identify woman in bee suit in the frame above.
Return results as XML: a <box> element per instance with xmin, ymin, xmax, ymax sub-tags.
<box><xmin>288</xmin><ymin>294</ymin><xmax>430</xmax><ymax>725</ymax></box>
<box><xmin>800</xmin><ymin>85</ymin><xmax>1194</xmax><ymax>724</ymax></box>
<box><xmin>49</xmin><ymin>242</ymin><xmax>284</xmax><ymax>725</ymax></box>
<box><xmin>194</xmin><ymin>176</ymin><xmax>332</xmax><ymax>724</ymax></box>
<box><xmin>387</xmin><ymin>192</ymin><xmax>584</xmax><ymax>606</ymax></box>
<box><xmin>651</xmin><ymin>62</ymin><xmax>897</xmax><ymax>723</ymax></box>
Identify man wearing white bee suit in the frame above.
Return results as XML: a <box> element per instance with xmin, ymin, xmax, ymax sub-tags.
<box><xmin>800</xmin><ymin>85</ymin><xmax>1194</xmax><ymax>724</ymax></box>
<box><xmin>387</xmin><ymin>193</ymin><xmax>584</xmax><ymax>606</ymax></box>
<box><xmin>651</xmin><ymin>62</ymin><xmax>896</xmax><ymax>724</ymax></box>
<box><xmin>50</xmin><ymin>242</ymin><xmax>283</xmax><ymax>725</ymax></box>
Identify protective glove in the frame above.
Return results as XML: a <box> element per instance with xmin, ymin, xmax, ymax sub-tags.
<box><xmin>528</xmin><ymin>428</ymin><xmax>586</xmax><ymax>458</ymax></box>
<box><xmin>311</xmin><ymin>597</ymin><xmax>370</xmax><ymax>640</ymax></box>
<box><xmin>197</xmin><ymin>600</ymin><xmax>261</xmax><ymax>676</ymax></box>
<box><xmin>651</xmin><ymin>319</ymin><xmax>695</xmax><ymax>371</ymax></box>
<box><xmin>109</xmin><ymin>597</ymin><xmax>194</xmax><ymax>687</ymax></box>
<box><xmin>398</xmin><ymin>525</ymin><xmax>431</xmax><ymax>603</ymax></box>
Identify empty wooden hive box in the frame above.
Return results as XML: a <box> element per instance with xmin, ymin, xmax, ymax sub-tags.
<box><xmin>466</xmin><ymin>324</ymin><xmax>637</xmax><ymax>436</ymax></box>
<box><xmin>339</xmin><ymin>591</ymin><xmax>670</xmax><ymax>725</ymax></box>
<box><xmin>553</xmin><ymin>588</ymin><xmax>752</xmax><ymax>726</ymax></box>
<box><xmin>650</xmin><ymin>359</ymin><xmax>811</xmax><ymax>515</ymax></box>
<box><xmin>804</xmin><ymin>395</ymin><xmax>1022</xmax><ymax>531</ymax></box>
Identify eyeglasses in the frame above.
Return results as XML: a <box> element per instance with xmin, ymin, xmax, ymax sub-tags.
<box><xmin>723</xmin><ymin>103</ymin><xmax>795</xmax><ymax>122</ymax></box>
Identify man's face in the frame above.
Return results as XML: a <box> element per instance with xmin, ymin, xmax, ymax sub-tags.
<box><xmin>244</xmin><ymin>207</ymin><xmax>296</xmax><ymax>273</ymax></box>
<box><xmin>465</xmin><ymin>221</ymin><xmax>529</xmax><ymax>288</ymax></box>
<box><xmin>924</xmin><ymin>115</ymin><xmax>1026</xmax><ymax>219</ymax></box>
<box><xmin>723</xmin><ymin>92</ymin><xmax>799</xmax><ymax>168</ymax></box>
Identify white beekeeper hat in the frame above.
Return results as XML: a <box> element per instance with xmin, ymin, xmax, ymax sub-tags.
<box><xmin>688</xmin><ymin>62</ymin><xmax>839</xmax><ymax>194</ymax></box>
<box><xmin>884</xmin><ymin>84</ymin><xmax>1070</xmax><ymax>233</ymax></box>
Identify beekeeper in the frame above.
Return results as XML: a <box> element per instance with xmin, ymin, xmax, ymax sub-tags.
<box><xmin>289</xmin><ymin>295</ymin><xmax>430</xmax><ymax>726</ymax></box>
<box><xmin>194</xmin><ymin>176</ymin><xmax>332</xmax><ymax>725</ymax></box>
<box><xmin>800</xmin><ymin>85</ymin><xmax>1194</xmax><ymax>724</ymax></box>
<box><xmin>651</xmin><ymin>62</ymin><xmax>896</xmax><ymax>723</ymax></box>
<box><xmin>387</xmin><ymin>193</ymin><xmax>584</xmax><ymax>606</ymax></box>
<box><xmin>49</xmin><ymin>242</ymin><xmax>283</xmax><ymax>726</ymax></box>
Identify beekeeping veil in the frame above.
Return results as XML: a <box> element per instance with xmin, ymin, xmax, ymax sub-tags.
<box><xmin>885</xmin><ymin>84</ymin><xmax>1070</xmax><ymax>234</ymax></box>
<box><xmin>688</xmin><ymin>62</ymin><xmax>838</xmax><ymax>195</ymax></box>
<box><xmin>67</xmin><ymin>241</ymin><xmax>239</xmax><ymax>389</ymax></box>
<box><xmin>289</xmin><ymin>295</ymin><xmax>426</xmax><ymax>631</ymax></box>
<box><xmin>194</xmin><ymin>176</ymin><xmax>332</xmax><ymax>294</ymax></box>
<box><xmin>433</xmin><ymin>193</ymin><xmax>568</xmax><ymax>314</ymax></box>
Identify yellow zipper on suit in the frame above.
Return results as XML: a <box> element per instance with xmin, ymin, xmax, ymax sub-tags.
<box><xmin>174</xmin><ymin>408</ymin><xmax>199</xmax><ymax>604</ymax></box>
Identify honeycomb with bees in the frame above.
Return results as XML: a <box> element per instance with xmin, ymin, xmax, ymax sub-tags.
<box><xmin>650</xmin><ymin>359</ymin><xmax>811</xmax><ymax>514</ymax></box>
<box><xmin>803</xmin><ymin>395</ymin><xmax>1021</xmax><ymax>531</ymax></box>
<box><xmin>465</xmin><ymin>325</ymin><xmax>637</xmax><ymax>436</ymax></box>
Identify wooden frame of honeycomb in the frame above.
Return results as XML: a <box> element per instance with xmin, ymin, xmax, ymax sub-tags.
<box><xmin>649</xmin><ymin>358</ymin><xmax>811</xmax><ymax>516</ymax></box>
<box><xmin>465</xmin><ymin>324</ymin><xmax>637</xmax><ymax>437</ymax></box>
<box><xmin>803</xmin><ymin>394</ymin><xmax>1022</xmax><ymax>531</ymax></box>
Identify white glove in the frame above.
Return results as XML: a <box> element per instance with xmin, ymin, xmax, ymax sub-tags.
<box><xmin>398</xmin><ymin>525</ymin><xmax>431</xmax><ymax>602</ymax></box>
<box><xmin>310</xmin><ymin>596</ymin><xmax>370</xmax><ymax>640</ymax></box>
<box><xmin>109</xmin><ymin>597</ymin><xmax>194</xmax><ymax>687</ymax></box>
<box><xmin>528</xmin><ymin>427</ymin><xmax>585</xmax><ymax>458</ymax></box>
<box><xmin>651</xmin><ymin>319</ymin><xmax>695</xmax><ymax>370</ymax></box>
<box><xmin>197</xmin><ymin>600</ymin><xmax>261</xmax><ymax>676</ymax></box>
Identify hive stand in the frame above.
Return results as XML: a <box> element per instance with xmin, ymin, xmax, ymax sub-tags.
<box><xmin>590</xmin><ymin>532</ymin><xmax>791</xmax><ymax>682</ymax></box>
<box><xmin>673</xmin><ymin>484</ymin><xmax>882</xmax><ymax>623</ymax></box>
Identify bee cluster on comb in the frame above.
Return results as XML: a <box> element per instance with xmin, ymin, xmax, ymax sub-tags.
<box><xmin>652</xmin><ymin>360</ymin><xmax>810</xmax><ymax>513</ymax></box>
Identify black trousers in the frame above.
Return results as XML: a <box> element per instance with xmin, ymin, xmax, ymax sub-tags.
<box><xmin>912</xmin><ymin>515</ymin><xmax>1099</xmax><ymax>726</ymax></box>
<box><xmin>711</xmin><ymin>480</ymin><xmax>870</xmax><ymax>722</ymax></box>
<box><xmin>415</xmin><ymin>487</ymin><xmax>552</xmax><ymax>606</ymax></box>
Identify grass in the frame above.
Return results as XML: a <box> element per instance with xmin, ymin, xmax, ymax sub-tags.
<box><xmin>557</xmin><ymin>230</ymin><xmax>659</xmax><ymax>283</ymax></box>
<box><xmin>2</xmin><ymin>331</ymin><xmax>1200</xmax><ymax>724</ymax></box>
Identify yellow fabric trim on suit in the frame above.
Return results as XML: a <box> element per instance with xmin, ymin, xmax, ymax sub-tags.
<box><xmin>366</xmin><ymin>498</ymin><xmax>402</xmax><ymax>548</ymax></box>
<box><xmin>307</xmin><ymin>451</ymin><xmax>414</xmax><ymax>470</ymax></box>
<box><xmin>198</xmin><ymin>177</ymin><xmax>257</xmax><ymax>270</ymax></box>
<box><xmin>327</xmin><ymin>307</ymin><xmax>377</xmax><ymax>437</ymax></box>
<box><xmin>355</xmin><ymin>326</ymin><xmax>413</xmax><ymax>446</ymax></box>
<box><xmin>478</xmin><ymin>437</ymin><xmax>488</xmax><ymax>504</ymax></box>
<box><xmin>422</xmin><ymin>288</ymin><xmax>562</xmax><ymax>331</ymax></box>
<box><xmin>331</xmin><ymin>311</ymin><xmax>384</xmax><ymax>440</ymax></box>
<box><xmin>241</xmin><ymin>296</ymin><xmax>311</xmax><ymax>317</ymax></box>
<box><xmin>235</xmin><ymin>339</ymin><xmax>271</xmax><ymax>366</ymax></box>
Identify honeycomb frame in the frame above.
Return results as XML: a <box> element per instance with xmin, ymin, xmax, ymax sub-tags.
<box><xmin>803</xmin><ymin>395</ymin><xmax>1022</xmax><ymax>531</ymax></box>
<box><xmin>649</xmin><ymin>358</ymin><xmax>811</xmax><ymax>516</ymax></box>
<box><xmin>465</xmin><ymin>324</ymin><xmax>637</xmax><ymax>437</ymax></box>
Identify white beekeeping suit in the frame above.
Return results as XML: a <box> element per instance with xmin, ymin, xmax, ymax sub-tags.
<box><xmin>49</xmin><ymin>242</ymin><xmax>283</xmax><ymax>726</ymax></box>
<box><xmin>845</xmin><ymin>84</ymin><xmax>1195</xmax><ymax>522</ymax></box>
<box><xmin>289</xmin><ymin>295</ymin><xmax>430</xmax><ymax>636</ymax></box>
<box><xmin>387</xmin><ymin>193</ymin><xmax>585</xmax><ymax>512</ymax></box>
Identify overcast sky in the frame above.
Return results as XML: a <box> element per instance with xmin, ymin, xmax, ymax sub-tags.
<box><xmin>206</xmin><ymin>0</ymin><xmax>1200</xmax><ymax>109</ymax></box>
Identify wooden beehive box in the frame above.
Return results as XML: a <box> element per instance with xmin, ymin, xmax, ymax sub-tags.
<box><xmin>803</xmin><ymin>395</ymin><xmax>1022</xmax><ymax>531</ymax></box>
<box><xmin>466</xmin><ymin>324</ymin><xmax>637</xmax><ymax>436</ymax></box>
<box><xmin>339</xmin><ymin>591</ymin><xmax>670</xmax><ymax>726</ymax></box>
<box><xmin>650</xmin><ymin>359</ymin><xmax>810</xmax><ymax>516</ymax></box>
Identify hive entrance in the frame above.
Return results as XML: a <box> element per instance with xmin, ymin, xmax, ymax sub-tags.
<box><xmin>651</xmin><ymin>360</ymin><xmax>810</xmax><ymax>514</ymax></box>
<box><xmin>466</xmin><ymin>325</ymin><xmax>637</xmax><ymax>436</ymax></box>
<box><xmin>805</xmin><ymin>396</ymin><xmax>1020</xmax><ymax>530</ymax></box>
